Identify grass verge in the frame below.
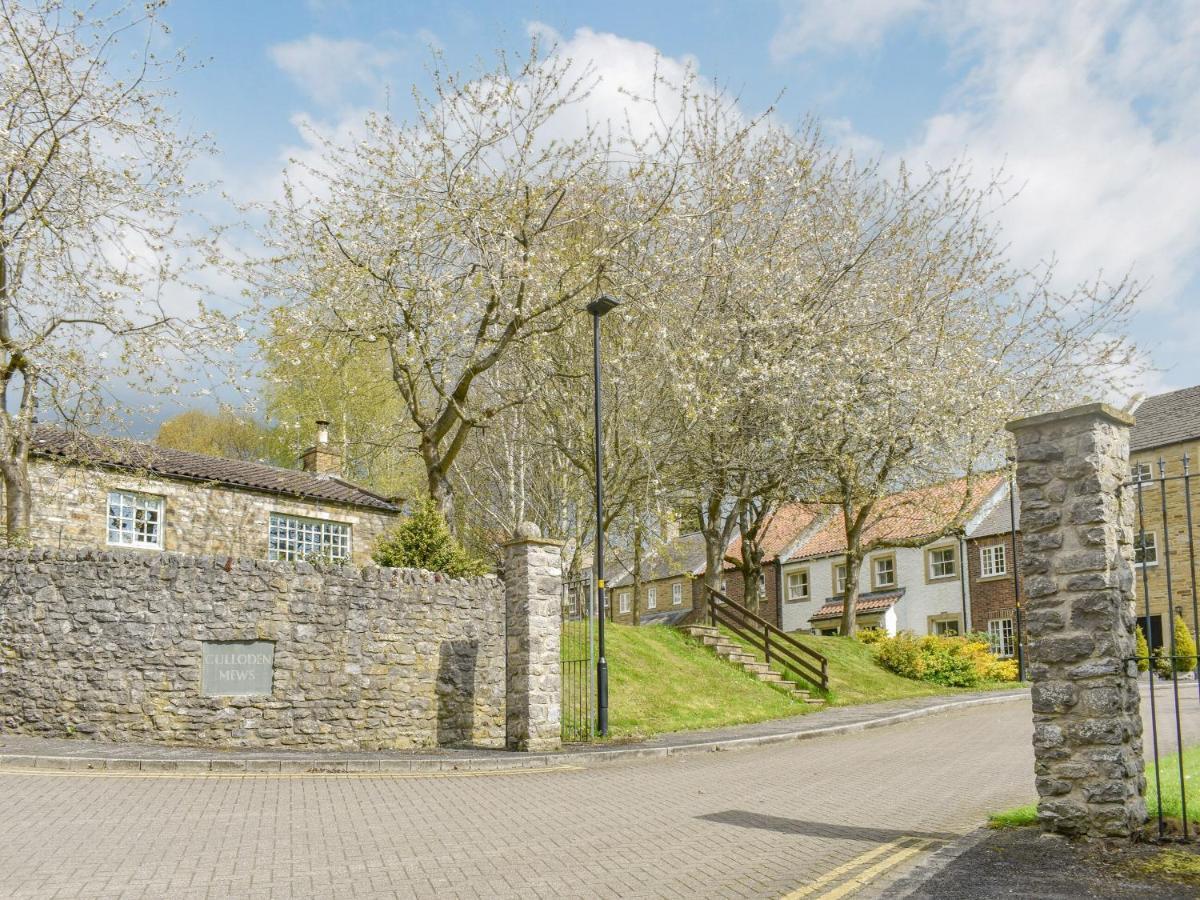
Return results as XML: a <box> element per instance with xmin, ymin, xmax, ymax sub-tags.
<box><xmin>990</xmin><ymin>745</ymin><xmax>1200</xmax><ymax>828</ymax></box>
<box><xmin>605</xmin><ymin>623</ymin><xmax>801</xmax><ymax>741</ymax></box>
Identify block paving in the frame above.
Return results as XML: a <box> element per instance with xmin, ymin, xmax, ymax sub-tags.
<box><xmin>0</xmin><ymin>687</ymin><xmax>1194</xmax><ymax>899</ymax></box>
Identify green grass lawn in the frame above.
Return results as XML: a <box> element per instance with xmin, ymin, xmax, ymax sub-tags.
<box><xmin>598</xmin><ymin>624</ymin><xmax>1022</xmax><ymax>742</ymax></box>
<box><xmin>605</xmin><ymin>623</ymin><xmax>802</xmax><ymax>740</ymax></box>
<box><xmin>990</xmin><ymin>745</ymin><xmax>1200</xmax><ymax>828</ymax></box>
<box><xmin>725</xmin><ymin>631</ymin><xmax>1018</xmax><ymax>706</ymax></box>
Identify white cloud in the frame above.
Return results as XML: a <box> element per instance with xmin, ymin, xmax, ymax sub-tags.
<box><xmin>774</xmin><ymin>1</ymin><xmax>1200</xmax><ymax>341</ymax></box>
<box><xmin>268</xmin><ymin>35</ymin><xmax>400</xmax><ymax>108</ymax></box>
<box><xmin>526</xmin><ymin>23</ymin><xmax>711</xmax><ymax>146</ymax></box>
<box><xmin>770</xmin><ymin>0</ymin><xmax>931</xmax><ymax>61</ymax></box>
<box><xmin>271</xmin><ymin>24</ymin><xmax>722</xmax><ymax>204</ymax></box>
<box><xmin>907</xmin><ymin>2</ymin><xmax>1200</xmax><ymax>306</ymax></box>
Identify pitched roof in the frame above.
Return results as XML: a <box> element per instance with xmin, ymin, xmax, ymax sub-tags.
<box><xmin>31</xmin><ymin>426</ymin><xmax>401</xmax><ymax>513</ymax></box>
<box><xmin>611</xmin><ymin>531</ymin><xmax>707</xmax><ymax>587</ymax></box>
<box><xmin>723</xmin><ymin>502</ymin><xmax>822</xmax><ymax>568</ymax></box>
<box><xmin>784</xmin><ymin>473</ymin><xmax>1007</xmax><ymax>562</ymax></box>
<box><xmin>1131</xmin><ymin>385</ymin><xmax>1200</xmax><ymax>452</ymax></box>
<box><xmin>809</xmin><ymin>589</ymin><xmax>904</xmax><ymax>622</ymax></box>
<box><xmin>968</xmin><ymin>479</ymin><xmax>1020</xmax><ymax>539</ymax></box>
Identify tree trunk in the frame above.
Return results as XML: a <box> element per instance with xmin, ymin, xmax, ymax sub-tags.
<box><xmin>632</xmin><ymin>518</ymin><xmax>643</xmax><ymax>626</ymax></box>
<box><xmin>737</xmin><ymin>538</ymin><xmax>768</xmax><ymax>615</ymax></box>
<box><xmin>426</xmin><ymin>464</ymin><xmax>455</xmax><ymax>526</ymax></box>
<box><xmin>702</xmin><ymin>533</ymin><xmax>725</xmax><ymax>614</ymax></box>
<box><xmin>2</xmin><ymin>458</ymin><xmax>31</xmax><ymax>547</ymax></box>
<box><xmin>839</xmin><ymin>550</ymin><xmax>861</xmax><ymax>636</ymax></box>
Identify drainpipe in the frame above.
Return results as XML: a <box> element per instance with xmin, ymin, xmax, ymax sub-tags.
<box><xmin>1008</xmin><ymin>471</ymin><xmax>1025</xmax><ymax>681</ymax></box>
<box><xmin>959</xmin><ymin>534</ymin><xmax>970</xmax><ymax>633</ymax></box>
<box><xmin>774</xmin><ymin>556</ymin><xmax>784</xmax><ymax>629</ymax></box>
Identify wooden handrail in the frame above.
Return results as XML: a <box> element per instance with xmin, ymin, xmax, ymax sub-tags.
<box><xmin>705</xmin><ymin>586</ymin><xmax>829</xmax><ymax>690</ymax></box>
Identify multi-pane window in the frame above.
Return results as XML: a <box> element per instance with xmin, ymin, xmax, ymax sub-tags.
<box><xmin>268</xmin><ymin>513</ymin><xmax>350</xmax><ymax>562</ymax></box>
<box><xmin>619</xmin><ymin>591</ymin><xmax>631</xmax><ymax>614</ymax></box>
<box><xmin>786</xmin><ymin>570</ymin><xmax>810</xmax><ymax>602</ymax></box>
<box><xmin>980</xmin><ymin>544</ymin><xmax>1008</xmax><ymax>578</ymax></box>
<box><xmin>106</xmin><ymin>491</ymin><xmax>164</xmax><ymax>548</ymax></box>
<box><xmin>672</xmin><ymin>583</ymin><xmax>683</xmax><ymax>606</ymax></box>
<box><xmin>928</xmin><ymin>546</ymin><xmax>957</xmax><ymax>579</ymax></box>
<box><xmin>873</xmin><ymin>556</ymin><xmax>896</xmax><ymax>588</ymax></box>
<box><xmin>646</xmin><ymin>586</ymin><xmax>657</xmax><ymax>609</ymax></box>
<box><xmin>1130</xmin><ymin>461</ymin><xmax>1154</xmax><ymax>484</ymax></box>
<box><xmin>1134</xmin><ymin>532</ymin><xmax>1158</xmax><ymax>567</ymax></box>
<box><xmin>834</xmin><ymin>564</ymin><xmax>848</xmax><ymax>595</ymax></box>
<box><xmin>988</xmin><ymin>618</ymin><xmax>1015</xmax><ymax>658</ymax></box>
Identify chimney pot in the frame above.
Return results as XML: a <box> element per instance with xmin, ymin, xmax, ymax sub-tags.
<box><xmin>315</xmin><ymin>420</ymin><xmax>330</xmax><ymax>446</ymax></box>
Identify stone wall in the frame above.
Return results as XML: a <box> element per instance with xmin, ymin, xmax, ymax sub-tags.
<box><xmin>0</xmin><ymin>549</ymin><xmax>506</xmax><ymax>750</ymax></box>
<box><xmin>609</xmin><ymin>574</ymin><xmax>698</xmax><ymax>625</ymax></box>
<box><xmin>1007</xmin><ymin>403</ymin><xmax>1146</xmax><ymax>839</ymax></box>
<box><xmin>504</xmin><ymin>528</ymin><xmax>562</xmax><ymax>751</ymax></box>
<box><xmin>16</xmin><ymin>458</ymin><xmax>399</xmax><ymax>567</ymax></box>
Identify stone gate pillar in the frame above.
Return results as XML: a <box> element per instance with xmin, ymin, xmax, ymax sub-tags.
<box><xmin>1006</xmin><ymin>403</ymin><xmax>1146</xmax><ymax>839</ymax></box>
<box><xmin>503</xmin><ymin>523</ymin><xmax>563</xmax><ymax>752</ymax></box>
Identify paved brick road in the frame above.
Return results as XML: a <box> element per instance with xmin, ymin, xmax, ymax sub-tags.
<box><xmin>0</xmin><ymin>689</ymin><xmax>1195</xmax><ymax>900</ymax></box>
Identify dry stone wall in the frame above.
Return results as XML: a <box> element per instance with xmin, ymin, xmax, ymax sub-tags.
<box><xmin>0</xmin><ymin>549</ymin><xmax>506</xmax><ymax>750</ymax></box>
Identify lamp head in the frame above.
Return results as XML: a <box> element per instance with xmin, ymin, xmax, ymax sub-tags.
<box><xmin>586</xmin><ymin>295</ymin><xmax>622</xmax><ymax>317</ymax></box>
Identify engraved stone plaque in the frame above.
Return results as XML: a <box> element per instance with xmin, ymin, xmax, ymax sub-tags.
<box><xmin>201</xmin><ymin>640</ymin><xmax>274</xmax><ymax>696</ymax></box>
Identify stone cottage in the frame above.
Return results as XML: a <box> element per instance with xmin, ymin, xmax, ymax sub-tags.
<box><xmin>609</xmin><ymin>529</ymin><xmax>706</xmax><ymax>625</ymax></box>
<box><xmin>5</xmin><ymin>421</ymin><xmax>401</xmax><ymax>566</ymax></box>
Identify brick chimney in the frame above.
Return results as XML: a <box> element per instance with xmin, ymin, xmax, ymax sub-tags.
<box><xmin>300</xmin><ymin>419</ymin><xmax>342</xmax><ymax>476</ymax></box>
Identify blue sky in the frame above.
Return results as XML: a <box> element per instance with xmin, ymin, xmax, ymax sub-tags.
<box><xmin>159</xmin><ymin>0</ymin><xmax>1200</xmax><ymax>400</ymax></box>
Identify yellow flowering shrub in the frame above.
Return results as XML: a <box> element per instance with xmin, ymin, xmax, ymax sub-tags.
<box><xmin>871</xmin><ymin>631</ymin><xmax>1020</xmax><ymax>687</ymax></box>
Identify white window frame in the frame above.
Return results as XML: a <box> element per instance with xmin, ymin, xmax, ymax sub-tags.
<box><xmin>931</xmin><ymin>616</ymin><xmax>961</xmax><ymax>637</ymax></box>
<box><xmin>1134</xmin><ymin>531</ymin><xmax>1158</xmax><ymax>568</ymax></box>
<box><xmin>106</xmin><ymin>491</ymin><xmax>164</xmax><ymax>549</ymax></box>
<box><xmin>834</xmin><ymin>563</ymin><xmax>848</xmax><ymax>595</ymax></box>
<box><xmin>619</xmin><ymin>591</ymin><xmax>631</xmax><ymax>614</ymax></box>
<box><xmin>980</xmin><ymin>543</ymin><xmax>1008</xmax><ymax>578</ymax></box>
<box><xmin>671</xmin><ymin>583</ymin><xmax>683</xmax><ymax>606</ymax></box>
<box><xmin>268</xmin><ymin>513</ymin><xmax>351</xmax><ymax>563</ymax></box>
<box><xmin>873</xmin><ymin>556</ymin><xmax>896</xmax><ymax>588</ymax></box>
<box><xmin>1130</xmin><ymin>461</ymin><xmax>1155</xmax><ymax>484</ymax></box>
<box><xmin>786</xmin><ymin>569</ymin><xmax>810</xmax><ymax>603</ymax></box>
<box><xmin>987</xmin><ymin>618</ymin><xmax>1015</xmax><ymax>658</ymax></box>
<box><xmin>928</xmin><ymin>546</ymin><xmax>957</xmax><ymax>580</ymax></box>
<box><xmin>646</xmin><ymin>585</ymin><xmax>657</xmax><ymax>610</ymax></box>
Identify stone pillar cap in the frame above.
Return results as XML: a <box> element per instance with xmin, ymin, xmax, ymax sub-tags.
<box><xmin>1006</xmin><ymin>401</ymin><xmax>1135</xmax><ymax>434</ymax></box>
<box><xmin>503</xmin><ymin>522</ymin><xmax>564</xmax><ymax>548</ymax></box>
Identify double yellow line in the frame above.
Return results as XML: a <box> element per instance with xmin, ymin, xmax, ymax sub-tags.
<box><xmin>782</xmin><ymin>837</ymin><xmax>935</xmax><ymax>899</ymax></box>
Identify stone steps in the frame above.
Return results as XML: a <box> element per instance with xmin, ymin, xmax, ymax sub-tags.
<box><xmin>681</xmin><ymin>625</ymin><xmax>825</xmax><ymax>708</ymax></box>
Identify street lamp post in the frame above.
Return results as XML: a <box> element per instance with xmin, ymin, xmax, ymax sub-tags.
<box><xmin>587</xmin><ymin>293</ymin><xmax>620</xmax><ymax>737</ymax></box>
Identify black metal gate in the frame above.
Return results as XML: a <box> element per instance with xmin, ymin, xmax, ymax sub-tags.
<box><xmin>561</xmin><ymin>573</ymin><xmax>594</xmax><ymax>743</ymax></box>
<box><xmin>1130</xmin><ymin>457</ymin><xmax>1200</xmax><ymax>839</ymax></box>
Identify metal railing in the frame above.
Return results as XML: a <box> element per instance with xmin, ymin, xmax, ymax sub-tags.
<box><xmin>561</xmin><ymin>573</ymin><xmax>594</xmax><ymax>743</ymax></box>
<box><xmin>705</xmin><ymin>586</ymin><xmax>829</xmax><ymax>691</ymax></box>
<box><xmin>1129</xmin><ymin>457</ymin><xmax>1200</xmax><ymax>839</ymax></box>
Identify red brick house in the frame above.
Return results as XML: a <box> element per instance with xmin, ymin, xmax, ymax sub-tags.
<box><xmin>965</xmin><ymin>479</ymin><xmax>1024</xmax><ymax>657</ymax></box>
